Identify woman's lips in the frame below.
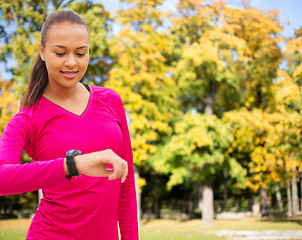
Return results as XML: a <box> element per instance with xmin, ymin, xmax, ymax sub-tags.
<box><xmin>61</xmin><ymin>71</ymin><xmax>78</xmax><ymax>79</ymax></box>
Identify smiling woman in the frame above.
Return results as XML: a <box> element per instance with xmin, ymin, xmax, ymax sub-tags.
<box><xmin>0</xmin><ymin>9</ymin><xmax>138</xmax><ymax>240</ymax></box>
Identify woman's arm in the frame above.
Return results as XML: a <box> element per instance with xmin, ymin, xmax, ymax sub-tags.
<box><xmin>0</xmin><ymin>113</ymin><xmax>69</xmax><ymax>195</ymax></box>
<box><xmin>0</xmin><ymin>113</ymin><xmax>129</xmax><ymax>196</ymax></box>
<box><xmin>114</xmin><ymin>93</ymin><xmax>139</xmax><ymax>240</ymax></box>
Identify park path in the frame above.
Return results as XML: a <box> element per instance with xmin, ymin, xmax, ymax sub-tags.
<box><xmin>214</xmin><ymin>230</ymin><xmax>302</xmax><ymax>240</ymax></box>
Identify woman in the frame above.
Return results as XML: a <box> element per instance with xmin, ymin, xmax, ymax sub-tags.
<box><xmin>0</xmin><ymin>10</ymin><xmax>138</xmax><ymax>240</ymax></box>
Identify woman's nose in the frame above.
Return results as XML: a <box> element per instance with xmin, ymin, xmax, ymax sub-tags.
<box><xmin>65</xmin><ymin>54</ymin><xmax>77</xmax><ymax>68</ymax></box>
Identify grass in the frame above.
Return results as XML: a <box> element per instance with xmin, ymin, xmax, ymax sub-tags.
<box><xmin>140</xmin><ymin>219</ymin><xmax>226</xmax><ymax>240</ymax></box>
<box><xmin>0</xmin><ymin>217</ymin><xmax>301</xmax><ymax>240</ymax></box>
<box><xmin>0</xmin><ymin>218</ymin><xmax>31</xmax><ymax>240</ymax></box>
<box><xmin>140</xmin><ymin>217</ymin><xmax>302</xmax><ymax>240</ymax></box>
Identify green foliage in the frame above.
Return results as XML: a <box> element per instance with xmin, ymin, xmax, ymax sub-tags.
<box><xmin>150</xmin><ymin>113</ymin><xmax>246</xmax><ymax>191</ymax></box>
<box><xmin>0</xmin><ymin>0</ymin><xmax>46</xmax><ymax>93</ymax></box>
<box><xmin>170</xmin><ymin>0</ymin><xmax>247</xmax><ymax>114</ymax></box>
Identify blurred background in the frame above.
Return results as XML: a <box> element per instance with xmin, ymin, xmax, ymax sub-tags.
<box><xmin>0</xmin><ymin>0</ymin><xmax>302</xmax><ymax>239</ymax></box>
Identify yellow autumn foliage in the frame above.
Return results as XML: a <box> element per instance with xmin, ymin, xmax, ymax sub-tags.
<box><xmin>0</xmin><ymin>80</ymin><xmax>18</xmax><ymax>135</ymax></box>
<box><xmin>224</xmin><ymin>106</ymin><xmax>302</xmax><ymax>192</ymax></box>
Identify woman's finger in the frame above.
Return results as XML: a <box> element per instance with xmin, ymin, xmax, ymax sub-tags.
<box><xmin>103</xmin><ymin>168</ymin><xmax>114</xmax><ymax>177</ymax></box>
<box><xmin>121</xmin><ymin>165</ymin><xmax>128</xmax><ymax>183</ymax></box>
<box><xmin>108</xmin><ymin>164</ymin><xmax>120</xmax><ymax>180</ymax></box>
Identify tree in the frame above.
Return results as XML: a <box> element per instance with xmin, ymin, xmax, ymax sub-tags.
<box><xmin>164</xmin><ymin>0</ymin><xmax>282</xmax><ymax>223</ymax></box>
<box><xmin>277</xmin><ymin>28</ymin><xmax>302</xmax><ymax>215</ymax></box>
<box><xmin>169</xmin><ymin>0</ymin><xmax>247</xmax><ymax>116</ymax></box>
<box><xmin>223</xmin><ymin>106</ymin><xmax>302</xmax><ymax>216</ymax></box>
<box><xmin>0</xmin><ymin>0</ymin><xmax>46</xmax><ymax>93</ymax></box>
<box><xmin>226</xmin><ymin>4</ymin><xmax>283</xmax><ymax>109</ymax></box>
<box><xmin>223</xmin><ymin>108</ymin><xmax>271</xmax><ymax>215</ymax></box>
<box><xmin>285</xmin><ymin>27</ymin><xmax>302</xmax><ymax>92</ymax></box>
<box><xmin>151</xmin><ymin>113</ymin><xmax>246</xmax><ymax>223</ymax></box>
<box><xmin>167</xmin><ymin>0</ymin><xmax>249</xmax><ymax>224</ymax></box>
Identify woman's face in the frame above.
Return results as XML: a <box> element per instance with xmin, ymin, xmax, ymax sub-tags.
<box><xmin>39</xmin><ymin>22</ymin><xmax>90</xmax><ymax>90</ymax></box>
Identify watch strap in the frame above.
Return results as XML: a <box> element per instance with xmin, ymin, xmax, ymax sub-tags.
<box><xmin>66</xmin><ymin>150</ymin><xmax>82</xmax><ymax>177</ymax></box>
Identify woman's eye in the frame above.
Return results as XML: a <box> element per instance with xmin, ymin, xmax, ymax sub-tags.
<box><xmin>77</xmin><ymin>53</ymin><xmax>86</xmax><ymax>57</ymax></box>
<box><xmin>55</xmin><ymin>52</ymin><xmax>65</xmax><ymax>56</ymax></box>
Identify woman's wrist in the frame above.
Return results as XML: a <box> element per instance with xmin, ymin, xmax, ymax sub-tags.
<box><xmin>64</xmin><ymin>156</ymin><xmax>83</xmax><ymax>176</ymax></box>
<box><xmin>63</xmin><ymin>158</ymin><xmax>70</xmax><ymax>176</ymax></box>
<box><xmin>74</xmin><ymin>155</ymin><xmax>83</xmax><ymax>175</ymax></box>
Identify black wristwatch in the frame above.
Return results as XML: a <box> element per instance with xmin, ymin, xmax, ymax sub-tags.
<box><xmin>66</xmin><ymin>150</ymin><xmax>82</xmax><ymax>177</ymax></box>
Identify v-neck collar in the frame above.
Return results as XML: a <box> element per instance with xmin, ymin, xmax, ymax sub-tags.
<box><xmin>41</xmin><ymin>85</ymin><xmax>93</xmax><ymax>119</ymax></box>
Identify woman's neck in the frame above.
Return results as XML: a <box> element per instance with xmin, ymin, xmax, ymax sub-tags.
<box><xmin>43</xmin><ymin>82</ymin><xmax>82</xmax><ymax>101</ymax></box>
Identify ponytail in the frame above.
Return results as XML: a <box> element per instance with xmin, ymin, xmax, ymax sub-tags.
<box><xmin>20</xmin><ymin>53</ymin><xmax>48</xmax><ymax>108</ymax></box>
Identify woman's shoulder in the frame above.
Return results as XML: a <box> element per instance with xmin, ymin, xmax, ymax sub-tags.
<box><xmin>9</xmin><ymin>106</ymin><xmax>35</xmax><ymax>127</ymax></box>
<box><xmin>10</xmin><ymin>104</ymin><xmax>32</xmax><ymax>120</ymax></box>
<box><xmin>11</xmin><ymin>99</ymin><xmax>49</xmax><ymax>129</ymax></box>
<box><xmin>18</xmin><ymin>104</ymin><xmax>35</xmax><ymax>116</ymax></box>
<box><xmin>4</xmin><ymin>106</ymin><xmax>35</xmax><ymax>139</ymax></box>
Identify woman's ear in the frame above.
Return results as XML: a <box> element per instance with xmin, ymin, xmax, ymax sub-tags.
<box><xmin>39</xmin><ymin>42</ymin><xmax>45</xmax><ymax>61</ymax></box>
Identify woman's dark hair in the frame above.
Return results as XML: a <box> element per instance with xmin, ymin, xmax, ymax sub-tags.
<box><xmin>20</xmin><ymin>10</ymin><xmax>89</xmax><ymax>108</ymax></box>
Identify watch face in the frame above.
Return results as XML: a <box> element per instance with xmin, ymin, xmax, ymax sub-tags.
<box><xmin>66</xmin><ymin>150</ymin><xmax>82</xmax><ymax>156</ymax></box>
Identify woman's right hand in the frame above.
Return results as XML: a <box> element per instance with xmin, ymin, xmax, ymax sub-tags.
<box><xmin>64</xmin><ymin>149</ymin><xmax>128</xmax><ymax>183</ymax></box>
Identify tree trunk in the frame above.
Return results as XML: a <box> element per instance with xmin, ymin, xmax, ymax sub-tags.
<box><xmin>134</xmin><ymin>168</ymin><xmax>141</xmax><ymax>226</ymax></box>
<box><xmin>260</xmin><ymin>188</ymin><xmax>269</xmax><ymax>216</ymax></box>
<box><xmin>38</xmin><ymin>189</ymin><xmax>43</xmax><ymax>204</ymax></box>
<box><xmin>247</xmin><ymin>188</ymin><xmax>253</xmax><ymax>212</ymax></box>
<box><xmin>202</xmin><ymin>79</ymin><xmax>215</xmax><ymax>224</ymax></box>
<box><xmin>152</xmin><ymin>170</ymin><xmax>160</xmax><ymax>219</ymax></box>
<box><xmin>204</xmin><ymin>78</ymin><xmax>215</xmax><ymax>115</ymax></box>
<box><xmin>202</xmin><ymin>178</ymin><xmax>214</xmax><ymax>225</ymax></box>
<box><xmin>286</xmin><ymin>179</ymin><xmax>292</xmax><ymax>217</ymax></box>
<box><xmin>198</xmin><ymin>179</ymin><xmax>203</xmax><ymax>217</ymax></box>
<box><xmin>300</xmin><ymin>178</ymin><xmax>302</xmax><ymax>212</ymax></box>
<box><xmin>275</xmin><ymin>184</ymin><xmax>283</xmax><ymax>213</ymax></box>
<box><xmin>7</xmin><ymin>204</ymin><xmax>13</xmax><ymax>218</ymax></box>
<box><xmin>235</xmin><ymin>198</ymin><xmax>240</xmax><ymax>212</ymax></box>
<box><xmin>256</xmin><ymin>84</ymin><xmax>263</xmax><ymax>107</ymax></box>
<box><xmin>222</xmin><ymin>169</ymin><xmax>228</xmax><ymax>211</ymax></box>
<box><xmin>188</xmin><ymin>189</ymin><xmax>194</xmax><ymax>219</ymax></box>
<box><xmin>292</xmin><ymin>167</ymin><xmax>299</xmax><ymax>216</ymax></box>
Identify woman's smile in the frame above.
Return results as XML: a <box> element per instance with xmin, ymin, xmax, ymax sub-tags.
<box><xmin>60</xmin><ymin>70</ymin><xmax>79</xmax><ymax>79</ymax></box>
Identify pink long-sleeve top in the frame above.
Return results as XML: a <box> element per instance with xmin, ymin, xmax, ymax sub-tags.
<box><xmin>0</xmin><ymin>85</ymin><xmax>138</xmax><ymax>240</ymax></box>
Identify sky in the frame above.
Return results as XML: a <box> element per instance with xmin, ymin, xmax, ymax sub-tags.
<box><xmin>243</xmin><ymin>0</ymin><xmax>302</xmax><ymax>37</ymax></box>
<box><xmin>96</xmin><ymin>0</ymin><xmax>302</xmax><ymax>38</ymax></box>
